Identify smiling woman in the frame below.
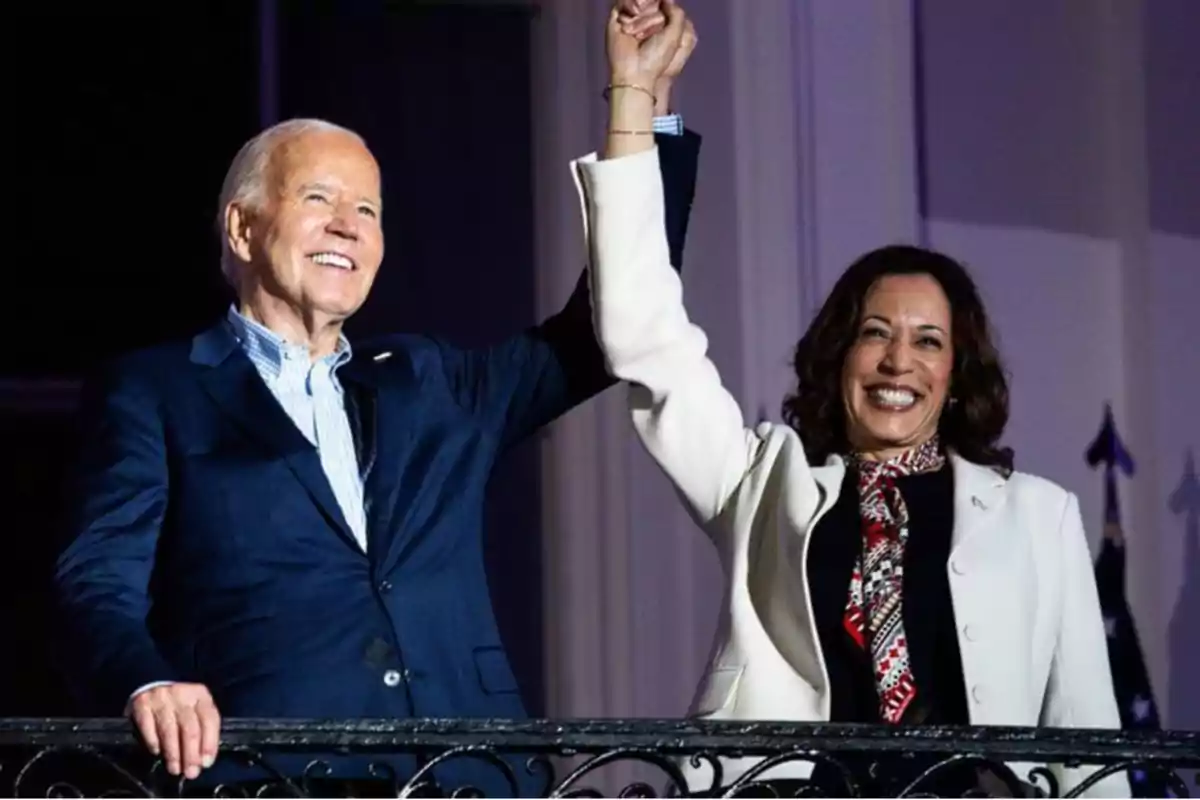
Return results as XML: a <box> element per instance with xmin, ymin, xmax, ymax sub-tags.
<box><xmin>578</xmin><ymin>131</ymin><xmax>1128</xmax><ymax>793</ymax></box>
<box><xmin>783</xmin><ymin>245</ymin><xmax>1012</xmax><ymax>472</ymax></box>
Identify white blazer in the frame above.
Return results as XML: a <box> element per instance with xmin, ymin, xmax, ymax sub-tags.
<box><xmin>572</xmin><ymin>148</ymin><xmax>1127</xmax><ymax>797</ymax></box>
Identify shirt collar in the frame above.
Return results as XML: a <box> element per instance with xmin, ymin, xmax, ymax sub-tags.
<box><xmin>225</xmin><ymin>305</ymin><xmax>352</xmax><ymax>379</ymax></box>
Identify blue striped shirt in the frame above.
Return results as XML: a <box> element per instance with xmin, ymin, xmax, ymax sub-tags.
<box><xmin>653</xmin><ymin>113</ymin><xmax>684</xmax><ymax>136</ymax></box>
<box><xmin>225</xmin><ymin>307</ymin><xmax>368</xmax><ymax>551</ymax></box>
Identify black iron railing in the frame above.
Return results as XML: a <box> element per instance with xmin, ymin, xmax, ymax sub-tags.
<box><xmin>0</xmin><ymin>717</ymin><xmax>1196</xmax><ymax>797</ymax></box>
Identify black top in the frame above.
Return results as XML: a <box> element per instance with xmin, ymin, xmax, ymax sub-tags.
<box><xmin>805</xmin><ymin>466</ymin><xmax>970</xmax><ymax>725</ymax></box>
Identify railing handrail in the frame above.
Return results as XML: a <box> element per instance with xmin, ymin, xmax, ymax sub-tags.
<box><xmin>1</xmin><ymin>717</ymin><xmax>1195</xmax><ymax>763</ymax></box>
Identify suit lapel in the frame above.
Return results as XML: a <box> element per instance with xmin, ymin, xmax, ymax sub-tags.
<box><xmin>342</xmin><ymin>377</ymin><xmax>378</xmax><ymax>482</ymax></box>
<box><xmin>191</xmin><ymin>323</ymin><xmax>362</xmax><ymax>553</ymax></box>
<box><xmin>808</xmin><ymin>458</ymin><xmax>846</xmax><ymax>526</ymax></box>
<box><xmin>340</xmin><ymin>351</ymin><xmax>410</xmax><ymax>564</ymax></box>
<box><xmin>949</xmin><ymin>453</ymin><xmax>1009</xmax><ymax>559</ymax></box>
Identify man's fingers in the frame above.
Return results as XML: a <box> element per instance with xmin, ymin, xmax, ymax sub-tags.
<box><xmin>176</xmin><ymin>706</ymin><xmax>204</xmax><ymax>780</ymax></box>
<box><xmin>132</xmin><ymin>705</ymin><xmax>161</xmax><ymax>756</ymax></box>
<box><xmin>640</xmin><ymin>0</ymin><xmax>687</xmax><ymax>62</ymax></box>
<box><xmin>198</xmin><ymin>699</ymin><xmax>222</xmax><ymax>767</ymax></box>
<box><xmin>679</xmin><ymin>19</ymin><xmax>698</xmax><ymax>56</ymax></box>
<box><xmin>127</xmin><ymin>684</ymin><xmax>219</xmax><ymax>778</ymax></box>
<box><xmin>661</xmin><ymin>0</ymin><xmax>687</xmax><ymax>37</ymax></box>
<box><xmin>621</xmin><ymin>12</ymin><xmax>667</xmax><ymax>39</ymax></box>
<box><xmin>154</xmin><ymin>708</ymin><xmax>182</xmax><ymax>776</ymax></box>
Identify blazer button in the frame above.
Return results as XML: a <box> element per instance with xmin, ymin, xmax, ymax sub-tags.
<box><xmin>378</xmin><ymin>580</ymin><xmax>393</xmax><ymax>593</ymax></box>
<box><xmin>383</xmin><ymin>669</ymin><xmax>402</xmax><ymax>687</ymax></box>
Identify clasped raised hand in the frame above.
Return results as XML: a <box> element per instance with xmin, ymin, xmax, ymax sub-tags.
<box><xmin>608</xmin><ymin>0</ymin><xmax>691</xmax><ymax>90</ymax></box>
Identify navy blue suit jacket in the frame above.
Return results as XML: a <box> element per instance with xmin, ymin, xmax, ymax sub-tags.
<box><xmin>54</xmin><ymin>133</ymin><xmax>699</xmax><ymax>735</ymax></box>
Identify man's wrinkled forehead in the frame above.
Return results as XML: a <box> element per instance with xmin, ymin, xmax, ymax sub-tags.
<box><xmin>267</xmin><ymin>130</ymin><xmax>381</xmax><ymax>197</ymax></box>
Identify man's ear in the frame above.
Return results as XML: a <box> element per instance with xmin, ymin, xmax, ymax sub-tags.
<box><xmin>225</xmin><ymin>202</ymin><xmax>256</xmax><ymax>264</ymax></box>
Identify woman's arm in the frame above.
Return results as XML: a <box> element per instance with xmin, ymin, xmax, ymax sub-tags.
<box><xmin>1041</xmin><ymin>493</ymin><xmax>1130</xmax><ymax>797</ymax></box>
<box><xmin>576</xmin><ymin>1</ymin><xmax>760</xmax><ymax>524</ymax></box>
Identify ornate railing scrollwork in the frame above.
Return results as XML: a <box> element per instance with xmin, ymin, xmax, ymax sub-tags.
<box><xmin>0</xmin><ymin>718</ymin><xmax>1195</xmax><ymax>798</ymax></box>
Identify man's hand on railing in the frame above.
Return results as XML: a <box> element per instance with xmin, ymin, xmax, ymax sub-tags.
<box><xmin>127</xmin><ymin>682</ymin><xmax>220</xmax><ymax>780</ymax></box>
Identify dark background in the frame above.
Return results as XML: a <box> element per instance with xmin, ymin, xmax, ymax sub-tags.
<box><xmin>2</xmin><ymin>1</ymin><xmax>545</xmax><ymax>716</ymax></box>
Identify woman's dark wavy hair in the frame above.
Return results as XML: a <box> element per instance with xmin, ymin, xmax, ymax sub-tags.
<box><xmin>781</xmin><ymin>244</ymin><xmax>1014</xmax><ymax>475</ymax></box>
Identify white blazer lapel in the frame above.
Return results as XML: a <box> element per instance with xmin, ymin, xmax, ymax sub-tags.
<box><xmin>810</xmin><ymin>456</ymin><xmax>846</xmax><ymax>512</ymax></box>
<box><xmin>949</xmin><ymin>454</ymin><xmax>1009</xmax><ymax>562</ymax></box>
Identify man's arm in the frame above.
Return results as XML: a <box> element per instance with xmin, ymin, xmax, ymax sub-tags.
<box><xmin>55</xmin><ymin>358</ymin><xmax>219</xmax><ymax>780</ymax></box>
<box><xmin>55</xmin><ymin>360</ymin><xmax>180</xmax><ymax>710</ymax></box>
<box><xmin>436</xmin><ymin>126</ymin><xmax>700</xmax><ymax>451</ymax></box>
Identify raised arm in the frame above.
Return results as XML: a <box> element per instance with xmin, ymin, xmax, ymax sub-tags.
<box><xmin>574</xmin><ymin>1</ymin><xmax>759</xmax><ymax>524</ymax></box>
<box><xmin>424</xmin><ymin>104</ymin><xmax>699</xmax><ymax>451</ymax></box>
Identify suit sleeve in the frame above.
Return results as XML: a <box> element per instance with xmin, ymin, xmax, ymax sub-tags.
<box><xmin>574</xmin><ymin>146</ymin><xmax>761</xmax><ymax>525</ymax></box>
<box><xmin>53</xmin><ymin>361</ymin><xmax>181</xmax><ymax>713</ymax></box>
<box><xmin>1041</xmin><ymin>493</ymin><xmax>1130</xmax><ymax>797</ymax></box>
<box><xmin>438</xmin><ymin>130</ymin><xmax>700</xmax><ymax>451</ymax></box>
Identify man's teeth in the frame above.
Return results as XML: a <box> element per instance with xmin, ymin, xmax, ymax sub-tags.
<box><xmin>310</xmin><ymin>253</ymin><xmax>353</xmax><ymax>270</ymax></box>
<box><xmin>869</xmin><ymin>387</ymin><xmax>916</xmax><ymax>408</ymax></box>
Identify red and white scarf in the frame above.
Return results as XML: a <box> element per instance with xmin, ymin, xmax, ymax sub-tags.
<box><xmin>843</xmin><ymin>436</ymin><xmax>946</xmax><ymax>724</ymax></box>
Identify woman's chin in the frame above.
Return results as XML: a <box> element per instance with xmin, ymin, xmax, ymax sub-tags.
<box><xmin>853</xmin><ymin>423</ymin><xmax>936</xmax><ymax>454</ymax></box>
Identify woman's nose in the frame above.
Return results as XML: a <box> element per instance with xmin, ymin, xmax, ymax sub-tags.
<box><xmin>879</xmin><ymin>342</ymin><xmax>913</xmax><ymax>373</ymax></box>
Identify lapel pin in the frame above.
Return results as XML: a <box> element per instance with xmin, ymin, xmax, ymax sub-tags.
<box><xmin>373</xmin><ymin>352</ymin><xmax>392</xmax><ymax>362</ymax></box>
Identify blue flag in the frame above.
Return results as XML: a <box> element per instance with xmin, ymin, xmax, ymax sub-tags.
<box><xmin>1087</xmin><ymin>406</ymin><xmax>1170</xmax><ymax>797</ymax></box>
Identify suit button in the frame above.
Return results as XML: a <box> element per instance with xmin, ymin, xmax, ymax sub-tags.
<box><xmin>383</xmin><ymin>669</ymin><xmax>402</xmax><ymax>687</ymax></box>
<box><xmin>378</xmin><ymin>580</ymin><xmax>393</xmax><ymax>593</ymax></box>
<box><xmin>951</xmin><ymin>560</ymin><xmax>965</xmax><ymax>575</ymax></box>
<box><xmin>971</xmin><ymin>685</ymin><xmax>985</xmax><ymax>704</ymax></box>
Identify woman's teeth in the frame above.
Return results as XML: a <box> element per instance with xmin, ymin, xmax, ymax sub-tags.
<box><xmin>869</xmin><ymin>387</ymin><xmax>917</xmax><ymax>409</ymax></box>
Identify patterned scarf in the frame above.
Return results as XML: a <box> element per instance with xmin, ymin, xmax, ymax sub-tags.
<box><xmin>843</xmin><ymin>436</ymin><xmax>946</xmax><ymax>724</ymax></box>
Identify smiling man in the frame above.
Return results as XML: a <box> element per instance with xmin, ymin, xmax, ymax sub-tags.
<box><xmin>53</xmin><ymin>21</ymin><xmax>698</xmax><ymax>792</ymax></box>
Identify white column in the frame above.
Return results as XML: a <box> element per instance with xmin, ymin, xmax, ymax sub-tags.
<box><xmin>1090</xmin><ymin>0</ymin><xmax>1165</xmax><ymax>696</ymax></box>
<box><xmin>803</xmin><ymin>0</ymin><xmax>923</xmax><ymax>294</ymax></box>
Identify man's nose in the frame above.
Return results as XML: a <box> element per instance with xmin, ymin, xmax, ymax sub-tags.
<box><xmin>327</xmin><ymin>205</ymin><xmax>360</xmax><ymax>239</ymax></box>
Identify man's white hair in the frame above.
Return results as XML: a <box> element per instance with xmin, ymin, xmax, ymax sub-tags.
<box><xmin>216</xmin><ymin>118</ymin><xmax>366</xmax><ymax>285</ymax></box>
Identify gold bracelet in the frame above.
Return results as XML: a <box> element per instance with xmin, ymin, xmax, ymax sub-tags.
<box><xmin>603</xmin><ymin>83</ymin><xmax>657</xmax><ymax>104</ymax></box>
<box><xmin>609</xmin><ymin>129</ymin><xmax>656</xmax><ymax>136</ymax></box>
